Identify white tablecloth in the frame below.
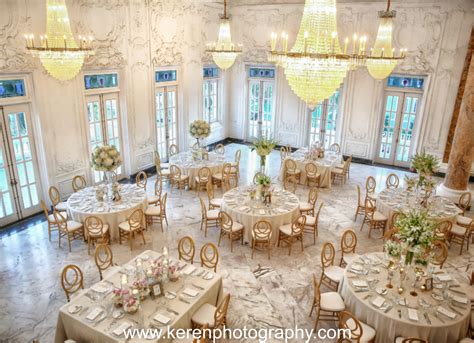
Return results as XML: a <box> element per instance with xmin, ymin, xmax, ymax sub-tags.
<box><xmin>169</xmin><ymin>151</ymin><xmax>228</xmax><ymax>189</ymax></box>
<box><xmin>377</xmin><ymin>189</ymin><xmax>460</xmax><ymax>227</ymax></box>
<box><xmin>221</xmin><ymin>187</ymin><xmax>300</xmax><ymax>244</ymax></box>
<box><xmin>279</xmin><ymin>148</ymin><xmax>342</xmax><ymax>188</ymax></box>
<box><xmin>67</xmin><ymin>184</ymin><xmax>147</xmax><ymax>240</ymax></box>
<box><xmin>340</xmin><ymin>252</ymin><xmax>470</xmax><ymax>343</ymax></box>
<box><xmin>55</xmin><ymin>250</ymin><xmax>223</xmax><ymax>343</ymax></box>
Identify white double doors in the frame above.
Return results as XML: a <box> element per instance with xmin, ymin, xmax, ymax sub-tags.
<box><xmin>0</xmin><ymin>104</ymin><xmax>42</xmax><ymax>226</ymax></box>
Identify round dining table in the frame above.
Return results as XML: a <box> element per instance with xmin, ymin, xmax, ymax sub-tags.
<box><xmin>169</xmin><ymin>151</ymin><xmax>228</xmax><ymax>189</ymax></box>
<box><xmin>221</xmin><ymin>186</ymin><xmax>300</xmax><ymax>244</ymax></box>
<box><xmin>340</xmin><ymin>252</ymin><xmax>471</xmax><ymax>343</ymax></box>
<box><xmin>67</xmin><ymin>184</ymin><xmax>147</xmax><ymax>240</ymax></box>
<box><xmin>377</xmin><ymin>188</ymin><xmax>461</xmax><ymax>227</ymax></box>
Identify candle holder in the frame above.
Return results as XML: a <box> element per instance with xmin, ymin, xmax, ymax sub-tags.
<box><xmin>386</xmin><ymin>261</ymin><xmax>396</xmax><ymax>289</ymax></box>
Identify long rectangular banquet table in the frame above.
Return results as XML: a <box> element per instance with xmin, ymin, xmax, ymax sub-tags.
<box><xmin>55</xmin><ymin>250</ymin><xmax>223</xmax><ymax>343</ymax></box>
<box><xmin>279</xmin><ymin>148</ymin><xmax>342</xmax><ymax>188</ymax></box>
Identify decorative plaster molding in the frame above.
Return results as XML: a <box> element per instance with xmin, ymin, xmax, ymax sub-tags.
<box><xmin>345</xmin><ymin>141</ymin><xmax>368</xmax><ymax>158</ymax></box>
<box><xmin>55</xmin><ymin>159</ymin><xmax>86</xmax><ymax>177</ymax></box>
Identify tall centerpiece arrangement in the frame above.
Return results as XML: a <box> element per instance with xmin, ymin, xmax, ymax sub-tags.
<box><xmin>405</xmin><ymin>150</ymin><xmax>439</xmax><ymax>207</ymax></box>
<box><xmin>90</xmin><ymin>145</ymin><xmax>122</xmax><ymax>201</ymax></box>
<box><xmin>250</xmin><ymin>137</ymin><xmax>277</xmax><ymax>174</ymax></box>
<box><xmin>255</xmin><ymin>174</ymin><xmax>272</xmax><ymax>203</ymax></box>
<box><xmin>189</xmin><ymin>119</ymin><xmax>211</xmax><ymax>160</ymax></box>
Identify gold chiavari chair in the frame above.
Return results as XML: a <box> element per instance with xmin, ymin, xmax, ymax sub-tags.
<box><xmin>284</xmin><ymin>158</ymin><xmax>301</xmax><ymax>183</ymax></box>
<box><xmin>305</xmin><ymin>162</ymin><xmax>321</xmax><ymax>188</ymax></box>
<box><xmin>283</xmin><ymin>175</ymin><xmax>298</xmax><ymax>194</ymax></box>
<box><xmin>457</xmin><ymin>192</ymin><xmax>471</xmax><ymax>216</ymax></box>
<box><xmin>53</xmin><ymin>210</ymin><xmax>84</xmax><ymax>252</ymax></box>
<box><xmin>395</xmin><ymin>338</ymin><xmax>428</xmax><ymax>343</ymax></box>
<box><xmin>148</xmin><ymin>176</ymin><xmax>162</xmax><ymax>206</ymax></box>
<box><xmin>136</xmin><ymin>171</ymin><xmax>147</xmax><ymax>190</ymax></box>
<box><xmin>199</xmin><ymin>197</ymin><xmax>219</xmax><ymax>237</ymax></box>
<box><xmin>303</xmin><ymin>202</ymin><xmax>323</xmax><ymax>245</ymax></box>
<box><xmin>448</xmin><ymin>223</ymin><xmax>470</xmax><ymax>255</ymax></box>
<box><xmin>277</xmin><ymin>214</ymin><xmax>306</xmax><ymax>256</ymax></box>
<box><xmin>338</xmin><ymin>311</ymin><xmax>376</xmax><ymax>343</ymax></box>
<box><xmin>145</xmin><ymin>193</ymin><xmax>168</xmax><ymax>231</ymax></box>
<box><xmin>200</xmin><ymin>242</ymin><xmax>219</xmax><ymax>272</ymax></box>
<box><xmin>84</xmin><ymin>216</ymin><xmax>110</xmax><ymax>255</ymax></box>
<box><xmin>195</xmin><ymin>167</ymin><xmax>212</xmax><ymax>194</ymax></box>
<box><xmin>207</xmin><ymin>186</ymin><xmax>222</xmax><ymax>210</ymax></box>
<box><xmin>215</xmin><ymin>144</ymin><xmax>225</xmax><ymax>155</ymax></box>
<box><xmin>329</xmin><ymin>143</ymin><xmax>340</xmax><ymax>154</ymax></box>
<box><xmin>169</xmin><ymin>144</ymin><xmax>179</xmax><ymax>157</ymax></box>
<box><xmin>178</xmin><ymin>236</ymin><xmax>196</xmax><ymax>264</ymax></box>
<box><xmin>217</xmin><ymin>211</ymin><xmax>244</xmax><ymax>252</ymax></box>
<box><xmin>40</xmin><ymin>200</ymin><xmax>64</xmax><ymax>241</ymax></box>
<box><xmin>61</xmin><ymin>264</ymin><xmax>84</xmax><ymax>302</ymax></box>
<box><xmin>48</xmin><ymin>186</ymin><xmax>68</xmax><ymax>212</ymax></box>
<box><xmin>320</xmin><ymin>242</ymin><xmax>344</xmax><ymax>291</ymax></box>
<box><xmin>360</xmin><ymin>197</ymin><xmax>387</xmax><ymax>238</ymax></box>
<box><xmin>386</xmin><ymin>173</ymin><xmax>400</xmax><ymax>189</ymax></box>
<box><xmin>253</xmin><ymin>171</ymin><xmax>264</xmax><ymax>185</ymax></box>
<box><xmin>286</xmin><ymin>145</ymin><xmax>292</xmax><ymax>155</ymax></box>
<box><xmin>118</xmin><ymin>208</ymin><xmax>146</xmax><ymax>250</ymax></box>
<box><xmin>170</xmin><ymin>165</ymin><xmax>189</xmax><ymax>191</ymax></box>
<box><xmin>251</xmin><ymin>220</ymin><xmax>272</xmax><ymax>259</ymax></box>
<box><xmin>280</xmin><ymin>147</ymin><xmax>288</xmax><ymax>168</ymax></box>
<box><xmin>94</xmin><ymin>244</ymin><xmax>118</xmax><ymax>280</ymax></box>
<box><xmin>212</xmin><ymin>163</ymin><xmax>235</xmax><ymax>190</ymax></box>
<box><xmin>365</xmin><ymin>176</ymin><xmax>376</xmax><ymax>198</ymax></box>
<box><xmin>429</xmin><ymin>241</ymin><xmax>448</xmax><ymax>269</ymax></box>
<box><xmin>434</xmin><ymin>220</ymin><xmax>452</xmax><ymax>243</ymax></box>
<box><xmin>72</xmin><ymin>175</ymin><xmax>86</xmax><ymax>192</ymax></box>
<box><xmin>230</xmin><ymin>149</ymin><xmax>241</xmax><ymax>178</ymax></box>
<box><xmin>332</xmin><ymin>156</ymin><xmax>351</xmax><ymax>184</ymax></box>
<box><xmin>382</xmin><ymin>228</ymin><xmax>399</xmax><ymax>252</ymax></box>
<box><xmin>300</xmin><ymin>187</ymin><xmax>318</xmax><ymax>216</ymax></box>
<box><xmin>154</xmin><ymin>151</ymin><xmax>171</xmax><ymax>183</ymax></box>
<box><xmin>310</xmin><ymin>274</ymin><xmax>345</xmax><ymax>330</ymax></box>
<box><xmin>354</xmin><ymin>185</ymin><xmax>366</xmax><ymax>221</ymax></box>
<box><xmin>340</xmin><ymin>229</ymin><xmax>359</xmax><ymax>267</ymax></box>
<box><xmin>390</xmin><ymin>212</ymin><xmax>403</xmax><ymax>230</ymax></box>
<box><xmin>191</xmin><ymin>294</ymin><xmax>230</xmax><ymax>330</ymax></box>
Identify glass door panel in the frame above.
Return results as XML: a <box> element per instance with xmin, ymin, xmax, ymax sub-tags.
<box><xmin>375</xmin><ymin>92</ymin><xmax>402</xmax><ymax>164</ymax></box>
<box><xmin>155</xmin><ymin>85</ymin><xmax>178</xmax><ymax>161</ymax></box>
<box><xmin>247</xmin><ymin>80</ymin><xmax>274</xmax><ymax>140</ymax></box>
<box><xmin>248</xmin><ymin>81</ymin><xmax>260</xmax><ymax>140</ymax></box>
<box><xmin>262</xmin><ymin>82</ymin><xmax>274</xmax><ymax>139</ymax></box>
<box><xmin>395</xmin><ymin>94</ymin><xmax>420</xmax><ymax>167</ymax></box>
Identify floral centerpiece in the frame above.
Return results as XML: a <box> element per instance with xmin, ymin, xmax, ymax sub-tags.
<box><xmin>132</xmin><ymin>279</ymin><xmax>149</xmax><ymax>300</ymax></box>
<box><xmin>189</xmin><ymin>119</ymin><xmax>210</xmax><ymax>146</ymax></box>
<box><xmin>409</xmin><ymin>150</ymin><xmax>439</xmax><ymax>206</ymax></box>
<box><xmin>90</xmin><ymin>145</ymin><xmax>122</xmax><ymax>200</ymax></box>
<box><xmin>250</xmin><ymin>137</ymin><xmax>277</xmax><ymax>173</ymax></box>
<box><xmin>384</xmin><ymin>240</ymin><xmax>402</xmax><ymax>260</ymax></box>
<box><xmin>169</xmin><ymin>264</ymin><xmax>179</xmax><ymax>282</ymax></box>
<box><xmin>123</xmin><ymin>294</ymin><xmax>139</xmax><ymax>314</ymax></box>
<box><xmin>255</xmin><ymin>174</ymin><xmax>272</xmax><ymax>202</ymax></box>
<box><xmin>112</xmin><ymin>288</ymin><xmax>128</xmax><ymax>308</ymax></box>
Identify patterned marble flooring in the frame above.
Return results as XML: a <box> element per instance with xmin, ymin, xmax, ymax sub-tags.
<box><xmin>0</xmin><ymin>143</ymin><xmax>473</xmax><ymax>343</ymax></box>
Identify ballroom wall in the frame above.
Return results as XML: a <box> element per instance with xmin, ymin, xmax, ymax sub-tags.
<box><xmin>0</xmin><ymin>0</ymin><xmax>472</xmax><ymax>199</ymax></box>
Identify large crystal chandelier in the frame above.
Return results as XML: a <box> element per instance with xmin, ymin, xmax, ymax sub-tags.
<box><xmin>205</xmin><ymin>0</ymin><xmax>242</xmax><ymax>70</ymax></box>
<box><xmin>25</xmin><ymin>0</ymin><xmax>94</xmax><ymax>81</ymax></box>
<box><xmin>269</xmin><ymin>0</ymin><xmax>405</xmax><ymax>107</ymax></box>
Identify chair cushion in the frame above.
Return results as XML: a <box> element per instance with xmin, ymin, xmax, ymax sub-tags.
<box><xmin>207</xmin><ymin>209</ymin><xmax>220</xmax><ymax>220</ymax></box>
<box><xmin>88</xmin><ymin>224</ymin><xmax>109</xmax><ymax>237</ymax></box>
<box><xmin>451</xmin><ymin>224</ymin><xmax>468</xmax><ymax>236</ymax></box>
<box><xmin>191</xmin><ymin>303</ymin><xmax>216</xmax><ymax>328</ymax></box>
<box><xmin>66</xmin><ymin>221</ymin><xmax>83</xmax><ymax>232</ymax></box>
<box><xmin>299</xmin><ymin>202</ymin><xmax>312</xmax><ymax>211</ymax></box>
<box><xmin>160</xmin><ymin>169</ymin><xmax>171</xmax><ymax>176</ymax></box>
<box><xmin>307</xmin><ymin>173</ymin><xmax>321</xmax><ymax>180</ymax></box>
<box><xmin>55</xmin><ymin>202</ymin><xmax>68</xmax><ymax>211</ymax></box>
<box><xmin>118</xmin><ymin>221</ymin><xmax>142</xmax><ymax>232</ymax></box>
<box><xmin>304</xmin><ymin>215</ymin><xmax>316</xmax><ymax>226</ymax></box>
<box><xmin>335</xmin><ymin>163</ymin><xmax>345</xmax><ymax>169</ymax></box>
<box><xmin>373</xmin><ymin>211</ymin><xmax>387</xmax><ymax>221</ymax></box>
<box><xmin>145</xmin><ymin>206</ymin><xmax>161</xmax><ymax>216</ymax></box>
<box><xmin>457</xmin><ymin>215</ymin><xmax>473</xmax><ymax>226</ymax></box>
<box><xmin>177</xmin><ymin>175</ymin><xmax>189</xmax><ymax>181</ymax></box>
<box><xmin>324</xmin><ymin>266</ymin><xmax>345</xmax><ymax>283</ymax></box>
<box><xmin>210</xmin><ymin>198</ymin><xmax>223</xmax><ymax>207</ymax></box>
<box><xmin>279</xmin><ymin>224</ymin><xmax>293</xmax><ymax>236</ymax></box>
<box><xmin>346</xmin><ymin>318</ymin><xmax>376</xmax><ymax>342</ymax></box>
<box><xmin>287</xmin><ymin>169</ymin><xmax>301</xmax><ymax>175</ymax></box>
<box><xmin>212</xmin><ymin>173</ymin><xmax>223</xmax><ymax>180</ymax></box>
<box><xmin>332</xmin><ymin>168</ymin><xmax>344</xmax><ymax>175</ymax></box>
<box><xmin>230</xmin><ymin>222</ymin><xmax>244</xmax><ymax>232</ymax></box>
<box><xmin>320</xmin><ymin>292</ymin><xmax>345</xmax><ymax>312</ymax></box>
<box><xmin>343</xmin><ymin>253</ymin><xmax>360</xmax><ymax>266</ymax></box>
<box><xmin>147</xmin><ymin>195</ymin><xmax>160</xmax><ymax>204</ymax></box>
<box><xmin>48</xmin><ymin>211</ymin><xmax>68</xmax><ymax>222</ymax></box>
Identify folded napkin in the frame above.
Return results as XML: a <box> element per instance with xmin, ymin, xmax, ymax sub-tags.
<box><xmin>259</xmin><ymin>209</ymin><xmax>266</xmax><ymax>215</ymax></box>
<box><xmin>182</xmin><ymin>288</ymin><xmax>199</xmax><ymax>297</ymax></box>
<box><xmin>112</xmin><ymin>322</ymin><xmax>132</xmax><ymax>336</ymax></box>
<box><xmin>408</xmin><ymin>308</ymin><xmax>419</xmax><ymax>321</ymax></box>
<box><xmin>437</xmin><ymin>306</ymin><xmax>457</xmax><ymax>319</ymax></box>
<box><xmin>352</xmin><ymin>280</ymin><xmax>368</xmax><ymax>288</ymax></box>
<box><xmin>436</xmin><ymin>274</ymin><xmax>452</xmax><ymax>282</ymax></box>
<box><xmin>351</xmin><ymin>264</ymin><xmax>364</xmax><ymax>271</ymax></box>
<box><xmin>67</xmin><ymin>304</ymin><xmax>81</xmax><ymax>314</ymax></box>
<box><xmin>91</xmin><ymin>283</ymin><xmax>109</xmax><ymax>294</ymax></box>
<box><xmin>203</xmin><ymin>271</ymin><xmax>214</xmax><ymax>280</ymax></box>
<box><xmin>182</xmin><ymin>265</ymin><xmax>196</xmax><ymax>276</ymax></box>
<box><xmin>86</xmin><ymin>307</ymin><xmax>104</xmax><ymax>321</ymax></box>
<box><xmin>452</xmin><ymin>295</ymin><xmax>468</xmax><ymax>304</ymax></box>
<box><xmin>153</xmin><ymin>313</ymin><xmax>171</xmax><ymax>325</ymax></box>
<box><xmin>371</xmin><ymin>296</ymin><xmax>385</xmax><ymax>308</ymax></box>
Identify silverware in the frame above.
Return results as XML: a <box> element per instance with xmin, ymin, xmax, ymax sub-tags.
<box><xmin>398</xmin><ymin>309</ymin><xmax>402</xmax><ymax>319</ymax></box>
<box><xmin>167</xmin><ymin>308</ymin><xmax>179</xmax><ymax>315</ymax></box>
<box><xmin>423</xmin><ymin>312</ymin><xmax>431</xmax><ymax>325</ymax></box>
<box><xmin>93</xmin><ymin>313</ymin><xmax>108</xmax><ymax>327</ymax></box>
<box><xmin>192</xmin><ymin>283</ymin><xmax>204</xmax><ymax>290</ymax></box>
<box><xmin>434</xmin><ymin>311</ymin><xmax>446</xmax><ymax>322</ymax></box>
<box><xmin>383</xmin><ymin>305</ymin><xmax>393</xmax><ymax>313</ymax></box>
<box><xmin>449</xmin><ymin>287</ymin><xmax>465</xmax><ymax>295</ymax></box>
<box><xmin>363</xmin><ymin>294</ymin><xmax>371</xmax><ymax>300</ymax></box>
<box><xmin>448</xmin><ymin>305</ymin><xmax>463</xmax><ymax>316</ymax></box>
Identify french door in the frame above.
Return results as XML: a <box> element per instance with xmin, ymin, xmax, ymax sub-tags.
<box><xmin>155</xmin><ymin>85</ymin><xmax>178</xmax><ymax>161</ymax></box>
<box><xmin>248</xmin><ymin>80</ymin><xmax>274</xmax><ymax>140</ymax></box>
<box><xmin>309</xmin><ymin>91</ymin><xmax>339</xmax><ymax>149</ymax></box>
<box><xmin>375</xmin><ymin>92</ymin><xmax>421</xmax><ymax>167</ymax></box>
<box><xmin>0</xmin><ymin>104</ymin><xmax>42</xmax><ymax>226</ymax></box>
<box><xmin>86</xmin><ymin>93</ymin><xmax>123</xmax><ymax>183</ymax></box>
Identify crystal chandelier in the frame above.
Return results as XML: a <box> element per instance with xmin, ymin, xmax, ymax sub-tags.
<box><xmin>269</xmin><ymin>0</ymin><xmax>405</xmax><ymax>107</ymax></box>
<box><xmin>25</xmin><ymin>0</ymin><xmax>94</xmax><ymax>81</ymax></box>
<box><xmin>205</xmin><ymin>0</ymin><xmax>242</xmax><ymax>70</ymax></box>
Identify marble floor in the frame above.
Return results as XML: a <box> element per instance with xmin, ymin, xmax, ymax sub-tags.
<box><xmin>0</xmin><ymin>143</ymin><xmax>473</xmax><ymax>343</ymax></box>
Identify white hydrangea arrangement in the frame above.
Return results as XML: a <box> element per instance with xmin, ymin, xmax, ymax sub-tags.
<box><xmin>90</xmin><ymin>145</ymin><xmax>122</xmax><ymax>172</ymax></box>
<box><xmin>189</xmin><ymin>120</ymin><xmax>211</xmax><ymax>140</ymax></box>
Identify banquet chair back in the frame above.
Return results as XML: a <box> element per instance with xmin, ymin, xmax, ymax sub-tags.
<box><xmin>154</xmin><ymin>176</ymin><xmax>163</xmax><ymax>197</ymax></box>
<box><xmin>354</xmin><ymin>185</ymin><xmax>366</xmax><ymax>221</ymax></box>
<box><xmin>434</xmin><ymin>220</ymin><xmax>452</xmax><ymax>242</ymax></box>
<box><xmin>280</xmin><ymin>147</ymin><xmax>288</xmax><ymax>166</ymax></box>
<box><xmin>363</xmin><ymin>197</ymin><xmax>376</xmax><ymax>219</ymax></box>
<box><xmin>341</xmin><ymin>230</ymin><xmax>357</xmax><ymax>255</ymax></box>
<box><xmin>291</xmin><ymin>214</ymin><xmax>306</xmax><ymax>236</ymax></box>
<box><xmin>41</xmin><ymin>200</ymin><xmax>58</xmax><ymax>241</ymax></box>
<box><xmin>154</xmin><ymin>150</ymin><xmax>161</xmax><ymax>167</ymax></box>
<box><xmin>161</xmin><ymin>192</ymin><xmax>168</xmax><ymax>222</ymax></box>
<box><xmin>253</xmin><ymin>172</ymin><xmax>264</xmax><ymax>185</ymax></box>
<box><xmin>234</xmin><ymin>149</ymin><xmax>241</xmax><ymax>163</ymax></box>
<box><xmin>391</xmin><ymin>212</ymin><xmax>402</xmax><ymax>230</ymax></box>
<box><xmin>214</xmin><ymin>293</ymin><xmax>231</xmax><ymax>329</ymax></box>
<box><xmin>200</xmin><ymin>243</ymin><xmax>219</xmax><ymax>272</ymax></box>
<box><xmin>169</xmin><ymin>144</ymin><xmax>179</xmax><ymax>157</ymax></box>
<box><xmin>365</xmin><ymin>176</ymin><xmax>376</xmax><ymax>196</ymax></box>
<box><xmin>283</xmin><ymin>175</ymin><xmax>298</xmax><ymax>194</ymax></box>
<box><xmin>129</xmin><ymin>208</ymin><xmax>144</xmax><ymax>230</ymax></box>
<box><xmin>215</xmin><ymin>144</ymin><xmax>225</xmax><ymax>155</ymax></box>
<box><xmin>94</xmin><ymin>244</ymin><xmax>114</xmax><ymax>280</ymax></box>
<box><xmin>308</xmin><ymin>187</ymin><xmax>319</xmax><ymax>208</ymax></box>
<box><xmin>217</xmin><ymin>210</ymin><xmax>244</xmax><ymax>252</ymax></box>
<box><xmin>251</xmin><ymin>220</ymin><xmax>272</xmax><ymax>259</ymax></box>
<box><xmin>136</xmin><ymin>171</ymin><xmax>147</xmax><ymax>190</ymax></box>
<box><xmin>53</xmin><ymin>210</ymin><xmax>84</xmax><ymax>252</ymax></box>
<box><xmin>218</xmin><ymin>211</ymin><xmax>233</xmax><ymax>233</ymax></box>
<box><xmin>178</xmin><ymin>236</ymin><xmax>196</xmax><ymax>264</ymax></box>
<box><xmin>386</xmin><ymin>173</ymin><xmax>400</xmax><ymax>189</ymax></box>
<box><xmin>197</xmin><ymin>167</ymin><xmax>212</xmax><ymax>186</ymax></box>
<box><xmin>329</xmin><ymin>143</ymin><xmax>340</xmax><ymax>154</ymax></box>
<box><xmin>305</xmin><ymin>162</ymin><xmax>319</xmax><ymax>179</ymax></box>
<box><xmin>61</xmin><ymin>264</ymin><xmax>84</xmax><ymax>302</ymax></box>
<box><xmin>48</xmin><ymin>186</ymin><xmax>61</xmax><ymax>207</ymax></box>
<box><xmin>338</xmin><ymin>311</ymin><xmax>363</xmax><ymax>342</ymax></box>
<box><xmin>84</xmin><ymin>216</ymin><xmax>109</xmax><ymax>254</ymax></box>
<box><xmin>429</xmin><ymin>241</ymin><xmax>448</xmax><ymax>268</ymax></box>
<box><xmin>72</xmin><ymin>175</ymin><xmax>86</xmax><ymax>192</ymax></box>
<box><xmin>285</xmin><ymin>159</ymin><xmax>298</xmax><ymax>174</ymax></box>
<box><xmin>458</xmin><ymin>192</ymin><xmax>471</xmax><ymax>215</ymax></box>
<box><xmin>321</xmin><ymin>242</ymin><xmax>336</xmax><ymax>269</ymax></box>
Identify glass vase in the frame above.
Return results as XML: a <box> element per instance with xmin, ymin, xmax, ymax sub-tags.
<box><xmin>260</xmin><ymin>155</ymin><xmax>266</xmax><ymax>174</ymax></box>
